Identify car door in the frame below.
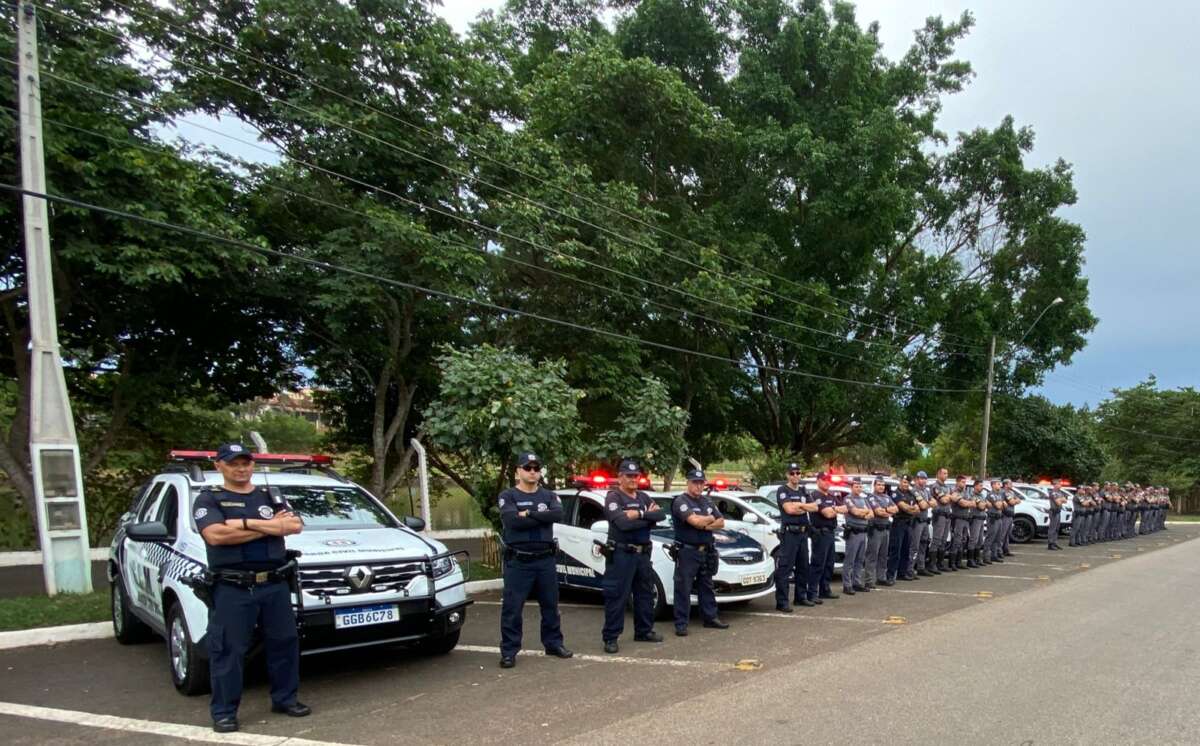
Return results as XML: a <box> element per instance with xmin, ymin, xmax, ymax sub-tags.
<box><xmin>553</xmin><ymin>492</ymin><xmax>604</xmax><ymax>588</ymax></box>
<box><xmin>123</xmin><ymin>480</ymin><xmax>167</xmax><ymax>621</ymax></box>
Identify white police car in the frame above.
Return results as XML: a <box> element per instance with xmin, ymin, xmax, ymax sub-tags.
<box><xmin>108</xmin><ymin>451</ymin><xmax>470</xmax><ymax>695</ymax></box>
<box><xmin>1009</xmin><ymin>481</ymin><xmax>1074</xmax><ymax>543</ymax></box>
<box><xmin>757</xmin><ymin>478</ymin><xmax>849</xmax><ymax>570</ymax></box>
<box><xmin>552</xmin><ymin>477</ymin><xmax>775</xmax><ymax>618</ymax></box>
<box><xmin>650</xmin><ymin>483</ymin><xmax>782</xmax><ymax>557</ymax></box>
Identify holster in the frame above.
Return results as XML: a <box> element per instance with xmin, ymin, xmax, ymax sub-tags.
<box><xmin>180</xmin><ymin>570</ymin><xmax>215</xmax><ymax>610</ymax></box>
<box><xmin>593</xmin><ymin>539</ymin><xmax>615</xmax><ymax>561</ymax></box>
<box><xmin>705</xmin><ymin>547</ymin><xmax>720</xmax><ymax>575</ymax></box>
<box><xmin>666</xmin><ymin>541</ymin><xmax>681</xmax><ymax>562</ymax></box>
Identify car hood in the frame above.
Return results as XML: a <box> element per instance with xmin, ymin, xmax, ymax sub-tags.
<box><xmin>649</xmin><ymin>525</ymin><xmax>763</xmax><ymax>554</ymax></box>
<box><xmin>286</xmin><ymin>526</ymin><xmax>445</xmax><ymax>565</ymax></box>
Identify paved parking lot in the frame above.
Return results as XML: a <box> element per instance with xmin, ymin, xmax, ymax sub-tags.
<box><xmin>1</xmin><ymin>527</ymin><xmax>1196</xmax><ymax>744</ymax></box>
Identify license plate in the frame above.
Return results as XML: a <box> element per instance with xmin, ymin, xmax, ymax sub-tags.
<box><xmin>741</xmin><ymin>573</ymin><xmax>767</xmax><ymax>586</ymax></box>
<box><xmin>334</xmin><ymin>604</ymin><xmax>399</xmax><ymax>629</ymax></box>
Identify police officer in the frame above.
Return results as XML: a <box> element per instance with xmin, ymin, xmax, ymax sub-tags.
<box><xmin>1046</xmin><ymin>478</ymin><xmax>1067</xmax><ymax>550</ymax></box>
<box><xmin>909</xmin><ymin>471</ymin><xmax>939</xmax><ymax>576</ymax></box>
<box><xmin>967</xmin><ymin>477</ymin><xmax>988</xmax><ymax>567</ymax></box>
<box><xmin>805</xmin><ymin>473</ymin><xmax>843</xmax><ymax>603</ymax></box>
<box><xmin>887</xmin><ymin>476</ymin><xmax>917</xmax><ymax>582</ymax></box>
<box><xmin>774</xmin><ymin>463</ymin><xmax>818</xmax><ymax>612</ymax></box>
<box><xmin>192</xmin><ymin>444</ymin><xmax>308</xmax><ymax>734</ymax></box>
<box><xmin>601</xmin><ymin>459</ymin><xmax>666</xmax><ymax>654</ymax></box>
<box><xmin>842</xmin><ymin>479</ymin><xmax>872</xmax><ymax>594</ymax></box>
<box><xmin>497</xmin><ymin>452</ymin><xmax>572</xmax><ymax>668</ymax></box>
<box><xmin>949</xmin><ymin>475</ymin><xmax>973</xmax><ymax>570</ymax></box>
<box><xmin>984</xmin><ymin>479</ymin><xmax>1005</xmax><ymax>563</ymax></box>
<box><xmin>929</xmin><ymin>468</ymin><xmax>955</xmax><ymax>572</ymax></box>
<box><xmin>999</xmin><ymin>478</ymin><xmax>1020</xmax><ymax>558</ymax></box>
<box><xmin>671</xmin><ymin>469</ymin><xmax>730</xmax><ymax>635</ymax></box>
<box><xmin>864</xmin><ymin>479</ymin><xmax>896</xmax><ymax>589</ymax></box>
<box><xmin>1069</xmin><ymin>484</ymin><xmax>1089</xmax><ymax>547</ymax></box>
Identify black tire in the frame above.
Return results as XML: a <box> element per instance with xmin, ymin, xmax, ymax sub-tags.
<box><xmin>167</xmin><ymin>603</ymin><xmax>210</xmax><ymax>696</ymax></box>
<box><xmin>1012</xmin><ymin>516</ymin><xmax>1036</xmax><ymax>544</ymax></box>
<box><xmin>415</xmin><ymin>628</ymin><xmax>461</xmax><ymax>656</ymax></box>
<box><xmin>650</xmin><ymin>573</ymin><xmax>670</xmax><ymax>621</ymax></box>
<box><xmin>111</xmin><ymin>577</ymin><xmax>152</xmax><ymax>645</ymax></box>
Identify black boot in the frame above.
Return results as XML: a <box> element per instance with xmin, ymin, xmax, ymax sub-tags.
<box><xmin>966</xmin><ymin>550</ymin><xmax>978</xmax><ymax>568</ymax></box>
<box><xmin>949</xmin><ymin>551</ymin><xmax>960</xmax><ymax>571</ymax></box>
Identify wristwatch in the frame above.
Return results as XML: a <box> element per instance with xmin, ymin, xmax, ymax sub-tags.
<box><xmin>242</xmin><ymin>517</ymin><xmax>249</xmax><ymax>530</ymax></box>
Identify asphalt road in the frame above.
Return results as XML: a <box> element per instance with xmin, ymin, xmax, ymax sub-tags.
<box><xmin>0</xmin><ymin>527</ymin><xmax>1196</xmax><ymax>745</ymax></box>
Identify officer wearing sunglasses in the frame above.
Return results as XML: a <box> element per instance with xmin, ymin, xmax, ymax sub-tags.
<box><xmin>496</xmin><ymin>452</ymin><xmax>573</xmax><ymax>668</ymax></box>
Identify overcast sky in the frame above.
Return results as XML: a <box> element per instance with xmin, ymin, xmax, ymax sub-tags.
<box><xmin>433</xmin><ymin>0</ymin><xmax>1199</xmax><ymax>407</ymax></box>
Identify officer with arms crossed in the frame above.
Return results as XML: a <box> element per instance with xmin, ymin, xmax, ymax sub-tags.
<box><xmin>805</xmin><ymin>472</ymin><xmax>843</xmax><ymax>603</ymax></box>
<box><xmin>192</xmin><ymin>444</ymin><xmax>308</xmax><ymax>734</ymax></box>
<box><xmin>929</xmin><ymin>468</ymin><xmax>954</xmax><ymax>572</ymax></box>
<box><xmin>601</xmin><ymin>459</ymin><xmax>666</xmax><ymax>654</ymax></box>
<box><xmin>948</xmin><ymin>475</ymin><xmax>974</xmax><ymax>570</ymax></box>
<box><xmin>774</xmin><ymin>462</ymin><xmax>818</xmax><ymax>612</ymax></box>
<box><xmin>887</xmin><ymin>475</ymin><xmax>917</xmax><ymax>582</ymax></box>
<box><xmin>863</xmin><ymin>479</ymin><xmax>896</xmax><ymax>589</ymax></box>
<box><xmin>671</xmin><ymin>469</ymin><xmax>730</xmax><ymax>636</ymax></box>
<box><xmin>909</xmin><ymin>472</ymin><xmax>939</xmax><ymax>576</ymax></box>
<box><xmin>842</xmin><ymin>479</ymin><xmax>872</xmax><ymax>595</ymax></box>
<box><xmin>1047</xmin><ymin>478</ymin><xmax>1067</xmax><ymax>550</ymax></box>
<box><xmin>497</xmin><ymin>452</ymin><xmax>573</xmax><ymax>668</ymax></box>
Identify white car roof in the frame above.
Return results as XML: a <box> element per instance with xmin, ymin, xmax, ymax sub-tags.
<box><xmin>178</xmin><ymin>470</ymin><xmax>356</xmax><ymax>490</ymax></box>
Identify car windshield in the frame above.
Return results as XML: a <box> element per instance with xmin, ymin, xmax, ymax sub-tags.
<box><xmin>275</xmin><ymin>485</ymin><xmax>396</xmax><ymax>530</ymax></box>
<box><xmin>743</xmin><ymin>495</ymin><xmax>781</xmax><ymax>518</ymax></box>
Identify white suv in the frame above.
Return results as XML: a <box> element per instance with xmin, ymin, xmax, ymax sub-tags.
<box><xmin>108</xmin><ymin>451</ymin><xmax>470</xmax><ymax>695</ymax></box>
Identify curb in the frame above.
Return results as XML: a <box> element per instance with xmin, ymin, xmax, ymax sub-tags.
<box><xmin>0</xmin><ymin>548</ymin><xmax>108</xmax><ymax>568</ymax></box>
<box><xmin>0</xmin><ymin>581</ymin><xmax>505</xmax><ymax>650</ymax></box>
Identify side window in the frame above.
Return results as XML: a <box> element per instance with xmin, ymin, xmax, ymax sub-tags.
<box><xmin>155</xmin><ymin>484</ymin><xmax>181</xmax><ymax>537</ymax></box>
<box><xmin>137</xmin><ymin>482</ymin><xmax>166</xmax><ymax>523</ymax></box>
<box><xmin>765</xmin><ymin>489</ymin><xmax>778</xmax><ymax>501</ymax></box>
<box><xmin>578</xmin><ymin>499</ymin><xmax>605</xmax><ymax>530</ymax></box>
<box><xmin>557</xmin><ymin>494</ymin><xmax>578</xmax><ymax>525</ymax></box>
<box><xmin>717</xmin><ymin>500</ymin><xmax>745</xmax><ymax>521</ymax></box>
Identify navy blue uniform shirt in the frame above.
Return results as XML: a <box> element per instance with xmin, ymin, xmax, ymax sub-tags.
<box><xmin>604</xmin><ymin>489</ymin><xmax>664</xmax><ymax>545</ymax></box>
<box><xmin>193</xmin><ymin>486</ymin><xmax>289</xmax><ymax>571</ymax></box>
<box><xmin>776</xmin><ymin>485</ymin><xmax>812</xmax><ymax>527</ymax></box>
<box><xmin>671</xmin><ymin>492</ymin><xmax>722</xmax><ymax>545</ymax></box>
<box><xmin>810</xmin><ymin>488</ymin><xmax>840</xmax><ymax>530</ymax></box>
<box><xmin>498</xmin><ymin>486</ymin><xmax>563</xmax><ymax>548</ymax></box>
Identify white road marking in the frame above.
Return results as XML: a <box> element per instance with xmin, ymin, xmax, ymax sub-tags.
<box><xmin>968</xmin><ymin>574</ymin><xmax>1043</xmax><ymax>581</ymax></box>
<box><xmin>877</xmin><ymin>588</ymin><xmax>991</xmax><ymax>597</ymax></box>
<box><xmin>723</xmin><ymin>611</ymin><xmax>884</xmax><ymax>624</ymax></box>
<box><xmin>454</xmin><ymin>644</ymin><xmax>725</xmax><ymax>669</ymax></box>
<box><xmin>0</xmin><ymin>621</ymin><xmax>112</xmax><ymax>650</ymax></box>
<box><xmin>0</xmin><ymin>701</ymin><xmax>356</xmax><ymax>745</ymax></box>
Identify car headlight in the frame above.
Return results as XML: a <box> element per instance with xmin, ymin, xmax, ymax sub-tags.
<box><xmin>430</xmin><ymin>556</ymin><xmax>457</xmax><ymax>579</ymax></box>
<box><xmin>1033</xmin><ymin>506</ymin><xmax>1048</xmax><ymax>515</ymax></box>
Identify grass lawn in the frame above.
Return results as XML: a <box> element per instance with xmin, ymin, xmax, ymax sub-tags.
<box><xmin>468</xmin><ymin>560</ymin><xmax>502</xmax><ymax>581</ymax></box>
<box><xmin>1166</xmin><ymin>515</ymin><xmax>1200</xmax><ymax>522</ymax></box>
<box><xmin>0</xmin><ymin>590</ymin><xmax>110</xmax><ymax>632</ymax></box>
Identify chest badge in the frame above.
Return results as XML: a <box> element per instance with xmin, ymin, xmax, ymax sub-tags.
<box><xmin>258</xmin><ymin>505</ymin><xmax>275</xmax><ymax>519</ymax></box>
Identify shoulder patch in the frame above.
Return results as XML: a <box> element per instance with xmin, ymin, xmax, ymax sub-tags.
<box><xmin>537</xmin><ymin>502</ymin><xmax>548</xmax><ymax>512</ymax></box>
<box><xmin>678</xmin><ymin>503</ymin><xmax>690</xmax><ymax>513</ymax></box>
<box><xmin>608</xmin><ymin>502</ymin><xmax>618</xmax><ymax>511</ymax></box>
<box><xmin>194</xmin><ymin>507</ymin><xmax>207</xmax><ymax>520</ymax></box>
<box><xmin>258</xmin><ymin>505</ymin><xmax>274</xmax><ymax>519</ymax></box>
<box><xmin>498</xmin><ymin>497</ymin><xmax>506</xmax><ymax>508</ymax></box>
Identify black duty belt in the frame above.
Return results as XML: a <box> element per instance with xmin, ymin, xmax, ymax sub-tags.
<box><xmin>869</xmin><ymin>524</ymin><xmax>891</xmax><ymax>532</ymax></box>
<box><xmin>812</xmin><ymin>526</ymin><xmax>835</xmax><ymax>535</ymax></box>
<box><xmin>780</xmin><ymin>524</ymin><xmax>809</xmax><ymax>534</ymax></box>
<box><xmin>845</xmin><ymin>526</ymin><xmax>868</xmax><ymax>535</ymax></box>
<box><xmin>616</xmin><ymin>542</ymin><xmax>652</xmax><ymax>554</ymax></box>
<box><xmin>970</xmin><ymin>515</ymin><xmax>986</xmax><ymax>522</ymax></box>
<box><xmin>915</xmin><ymin>516</ymin><xmax>931</xmax><ymax>524</ymax></box>
<box><xmin>679</xmin><ymin>542</ymin><xmax>715</xmax><ymax>552</ymax></box>
<box><xmin>213</xmin><ymin>567</ymin><xmax>291</xmax><ymax>587</ymax></box>
<box><xmin>507</xmin><ymin>545</ymin><xmax>556</xmax><ymax>560</ymax></box>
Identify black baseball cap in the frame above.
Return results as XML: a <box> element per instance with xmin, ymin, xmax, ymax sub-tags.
<box><xmin>815</xmin><ymin>471</ymin><xmax>830</xmax><ymax>481</ymax></box>
<box><xmin>686</xmin><ymin>468</ymin><xmax>706</xmax><ymax>482</ymax></box>
<box><xmin>215</xmin><ymin>443</ymin><xmax>254</xmax><ymax>462</ymax></box>
<box><xmin>516</xmin><ymin>452</ymin><xmax>541</xmax><ymax>468</ymax></box>
<box><xmin>618</xmin><ymin>459</ymin><xmax>641</xmax><ymax>476</ymax></box>
<box><xmin>786</xmin><ymin>462</ymin><xmax>803</xmax><ymax>472</ymax></box>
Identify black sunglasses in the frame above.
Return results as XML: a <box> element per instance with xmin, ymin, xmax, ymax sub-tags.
<box><xmin>787</xmin><ymin>471</ymin><xmax>802</xmax><ymax>476</ymax></box>
<box><xmin>520</xmin><ymin>464</ymin><xmax>542</xmax><ymax>472</ymax></box>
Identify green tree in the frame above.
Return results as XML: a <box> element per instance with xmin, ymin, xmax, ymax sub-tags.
<box><xmin>0</xmin><ymin>4</ymin><xmax>295</xmax><ymax>531</ymax></box>
<box><xmin>421</xmin><ymin>345</ymin><xmax>585</xmax><ymax>527</ymax></box>
<box><xmin>1096</xmin><ymin>379</ymin><xmax>1200</xmax><ymax>503</ymax></box>
<box><xmin>240</xmin><ymin>410</ymin><xmax>320</xmax><ymax>453</ymax></box>
<box><xmin>594</xmin><ymin>375</ymin><xmax>690</xmax><ymax>487</ymax></box>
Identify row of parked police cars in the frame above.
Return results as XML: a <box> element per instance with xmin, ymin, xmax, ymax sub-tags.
<box><xmin>108</xmin><ymin>451</ymin><xmax>1074</xmax><ymax>694</ymax></box>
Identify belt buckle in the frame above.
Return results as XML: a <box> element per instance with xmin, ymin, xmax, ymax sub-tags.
<box><xmin>255</xmin><ymin>571</ymin><xmax>269</xmax><ymax>584</ymax></box>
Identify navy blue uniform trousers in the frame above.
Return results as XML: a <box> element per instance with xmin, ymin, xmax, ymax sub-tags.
<box><xmin>774</xmin><ymin>530</ymin><xmax>809</xmax><ymax>606</ymax></box>
<box><xmin>673</xmin><ymin>545</ymin><xmax>718</xmax><ymax>628</ymax></box>
<box><xmin>602</xmin><ymin>549</ymin><xmax>655</xmax><ymax>641</ymax></box>
<box><xmin>806</xmin><ymin>529</ymin><xmax>836</xmax><ymax>600</ymax></box>
<box><xmin>887</xmin><ymin>520</ymin><xmax>912</xmax><ymax>580</ymax></box>
<box><xmin>207</xmin><ymin>580</ymin><xmax>298</xmax><ymax>721</ymax></box>
<box><xmin>500</xmin><ymin>554</ymin><xmax>563</xmax><ymax>657</ymax></box>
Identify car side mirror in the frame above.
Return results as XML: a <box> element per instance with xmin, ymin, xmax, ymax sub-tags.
<box><xmin>402</xmin><ymin>515</ymin><xmax>426</xmax><ymax>532</ymax></box>
<box><xmin>740</xmin><ymin>512</ymin><xmax>759</xmax><ymax>524</ymax></box>
<box><xmin>126</xmin><ymin>521</ymin><xmax>170</xmax><ymax>542</ymax></box>
<box><xmin>589</xmin><ymin>520</ymin><xmax>609</xmax><ymax>534</ymax></box>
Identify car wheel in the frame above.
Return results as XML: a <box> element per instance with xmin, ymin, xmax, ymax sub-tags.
<box><xmin>167</xmin><ymin>603</ymin><xmax>210</xmax><ymax>696</ymax></box>
<box><xmin>1012</xmin><ymin>516</ymin><xmax>1036</xmax><ymax>544</ymax></box>
<box><xmin>650</xmin><ymin>574</ymin><xmax>670</xmax><ymax>621</ymax></box>
<box><xmin>415</xmin><ymin>629</ymin><xmax>461</xmax><ymax>656</ymax></box>
<box><xmin>111</xmin><ymin>578</ymin><xmax>152</xmax><ymax>645</ymax></box>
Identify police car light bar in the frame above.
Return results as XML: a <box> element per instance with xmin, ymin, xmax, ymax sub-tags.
<box><xmin>168</xmin><ymin>450</ymin><xmax>333</xmax><ymax>465</ymax></box>
<box><xmin>707</xmin><ymin>478</ymin><xmax>739</xmax><ymax>490</ymax></box>
<box><xmin>569</xmin><ymin>473</ymin><xmax>652</xmax><ymax>489</ymax></box>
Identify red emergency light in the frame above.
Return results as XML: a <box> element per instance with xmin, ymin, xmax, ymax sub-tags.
<box><xmin>707</xmin><ymin>478</ymin><xmax>740</xmax><ymax>490</ymax></box>
<box><xmin>829</xmin><ymin>474</ymin><xmax>844</xmax><ymax>483</ymax></box>
<box><xmin>168</xmin><ymin>450</ymin><xmax>333</xmax><ymax>465</ymax></box>
<box><xmin>571</xmin><ymin>472</ymin><xmax>651</xmax><ymax>490</ymax></box>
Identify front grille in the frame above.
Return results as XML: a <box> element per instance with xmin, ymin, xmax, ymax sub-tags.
<box><xmin>299</xmin><ymin>561</ymin><xmax>427</xmax><ymax>599</ymax></box>
<box><xmin>718</xmin><ymin>548</ymin><xmax>764</xmax><ymax>565</ymax></box>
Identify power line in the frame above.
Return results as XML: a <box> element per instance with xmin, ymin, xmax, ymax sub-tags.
<box><xmin>38</xmin><ymin>0</ymin><xmax>989</xmax><ymax>355</ymax></box>
<box><xmin>0</xmin><ymin>182</ymin><xmax>987</xmax><ymax>394</ymax></box>
<box><xmin>21</xmin><ymin>103</ymin><xmax>977</xmax><ymax>383</ymax></box>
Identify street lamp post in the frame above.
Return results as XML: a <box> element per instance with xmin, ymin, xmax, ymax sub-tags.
<box><xmin>979</xmin><ymin>297</ymin><xmax>1064</xmax><ymax>478</ymax></box>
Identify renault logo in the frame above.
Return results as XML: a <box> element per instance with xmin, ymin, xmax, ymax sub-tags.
<box><xmin>345</xmin><ymin>565</ymin><xmax>374</xmax><ymax>591</ymax></box>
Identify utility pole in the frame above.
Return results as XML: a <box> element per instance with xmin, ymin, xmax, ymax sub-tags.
<box><xmin>979</xmin><ymin>335</ymin><xmax>996</xmax><ymax>479</ymax></box>
<box><xmin>18</xmin><ymin>1</ymin><xmax>92</xmax><ymax>595</ymax></box>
